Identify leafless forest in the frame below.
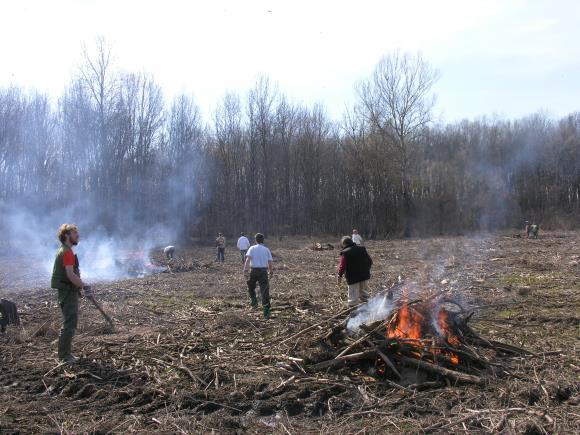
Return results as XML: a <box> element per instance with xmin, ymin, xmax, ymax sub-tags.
<box><xmin>1</xmin><ymin>41</ymin><xmax>579</xmax><ymax>242</ymax></box>
<box><xmin>1</xmin><ymin>39</ymin><xmax>580</xmax><ymax>434</ymax></box>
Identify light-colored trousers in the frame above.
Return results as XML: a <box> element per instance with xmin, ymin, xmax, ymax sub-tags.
<box><xmin>348</xmin><ymin>280</ymin><xmax>369</xmax><ymax>306</ymax></box>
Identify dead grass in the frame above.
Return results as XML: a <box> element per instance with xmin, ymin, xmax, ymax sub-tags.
<box><xmin>0</xmin><ymin>232</ymin><xmax>579</xmax><ymax>433</ymax></box>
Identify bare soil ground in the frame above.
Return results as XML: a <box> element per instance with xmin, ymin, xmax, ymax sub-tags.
<box><xmin>1</xmin><ymin>232</ymin><xmax>579</xmax><ymax>434</ymax></box>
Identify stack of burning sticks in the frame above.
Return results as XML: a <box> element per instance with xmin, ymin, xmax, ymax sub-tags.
<box><xmin>307</xmin><ymin>283</ymin><xmax>532</xmax><ymax>386</ymax></box>
<box><xmin>115</xmin><ymin>252</ymin><xmax>168</xmax><ymax>277</ymax></box>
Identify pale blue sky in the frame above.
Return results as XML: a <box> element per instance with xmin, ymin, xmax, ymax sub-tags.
<box><xmin>1</xmin><ymin>0</ymin><xmax>578</xmax><ymax>121</ymax></box>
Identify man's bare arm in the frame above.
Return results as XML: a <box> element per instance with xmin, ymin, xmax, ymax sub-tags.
<box><xmin>268</xmin><ymin>260</ymin><xmax>273</xmax><ymax>275</ymax></box>
<box><xmin>65</xmin><ymin>265</ymin><xmax>85</xmax><ymax>289</ymax></box>
<box><xmin>243</xmin><ymin>256</ymin><xmax>251</xmax><ymax>272</ymax></box>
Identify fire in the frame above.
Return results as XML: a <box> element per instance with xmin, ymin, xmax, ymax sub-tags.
<box><xmin>436</xmin><ymin>308</ymin><xmax>461</xmax><ymax>364</ymax></box>
<box><xmin>437</xmin><ymin>309</ymin><xmax>460</xmax><ymax>346</ymax></box>
<box><xmin>385</xmin><ymin>300</ymin><xmax>462</xmax><ymax>366</ymax></box>
<box><xmin>386</xmin><ymin>303</ymin><xmax>423</xmax><ymax>341</ymax></box>
<box><xmin>449</xmin><ymin>353</ymin><xmax>460</xmax><ymax>364</ymax></box>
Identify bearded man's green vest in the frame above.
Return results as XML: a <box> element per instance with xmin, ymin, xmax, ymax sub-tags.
<box><xmin>50</xmin><ymin>245</ymin><xmax>80</xmax><ymax>290</ymax></box>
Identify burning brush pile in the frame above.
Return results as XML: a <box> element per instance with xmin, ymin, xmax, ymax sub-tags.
<box><xmin>114</xmin><ymin>251</ymin><xmax>168</xmax><ymax>277</ymax></box>
<box><xmin>308</xmin><ymin>283</ymin><xmax>531</xmax><ymax>386</ymax></box>
<box><xmin>117</xmin><ymin>254</ymin><xmax>203</xmax><ymax>276</ymax></box>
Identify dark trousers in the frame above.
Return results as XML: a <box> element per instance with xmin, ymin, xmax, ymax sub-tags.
<box><xmin>57</xmin><ymin>288</ymin><xmax>79</xmax><ymax>358</ymax></box>
<box><xmin>247</xmin><ymin>268</ymin><xmax>270</xmax><ymax>308</ymax></box>
<box><xmin>240</xmin><ymin>249</ymin><xmax>247</xmax><ymax>263</ymax></box>
<box><xmin>216</xmin><ymin>247</ymin><xmax>225</xmax><ymax>262</ymax></box>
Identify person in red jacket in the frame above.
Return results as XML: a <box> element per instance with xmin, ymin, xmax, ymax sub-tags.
<box><xmin>337</xmin><ymin>236</ymin><xmax>373</xmax><ymax>306</ymax></box>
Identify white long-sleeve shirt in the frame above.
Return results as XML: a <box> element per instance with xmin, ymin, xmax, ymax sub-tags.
<box><xmin>352</xmin><ymin>234</ymin><xmax>363</xmax><ymax>246</ymax></box>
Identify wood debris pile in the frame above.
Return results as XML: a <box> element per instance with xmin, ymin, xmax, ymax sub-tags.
<box><xmin>309</xmin><ymin>242</ymin><xmax>335</xmax><ymax>251</ymax></box>
<box><xmin>115</xmin><ymin>253</ymin><xmax>168</xmax><ymax>276</ymax></box>
<box><xmin>165</xmin><ymin>258</ymin><xmax>202</xmax><ymax>273</ymax></box>
<box><xmin>302</xmin><ymin>283</ymin><xmax>532</xmax><ymax>386</ymax></box>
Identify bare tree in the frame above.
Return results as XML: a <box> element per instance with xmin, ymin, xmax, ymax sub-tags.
<box><xmin>358</xmin><ymin>51</ymin><xmax>440</xmax><ymax>237</ymax></box>
<box><xmin>163</xmin><ymin>94</ymin><xmax>205</xmax><ymax>234</ymax></box>
<box><xmin>247</xmin><ymin>76</ymin><xmax>277</xmax><ymax>232</ymax></box>
<box><xmin>79</xmin><ymin>37</ymin><xmax>116</xmax><ymax>141</ymax></box>
<box><xmin>213</xmin><ymin>92</ymin><xmax>246</xmax><ymax>231</ymax></box>
<box><xmin>2</xmin><ymin>46</ymin><xmax>580</xmax><ymax>242</ymax></box>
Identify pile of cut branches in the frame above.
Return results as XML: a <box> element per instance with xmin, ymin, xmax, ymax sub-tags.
<box><xmin>165</xmin><ymin>257</ymin><xmax>202</xmax><ymax>273</ymax></box>
<box><xmin>309</xmin><ymin>242</ymin><xmax>335</xmax><ymax>251</ymax></box>
<box><xmin>300</xmin><ymin>285</ymin><xmax>533</xmax><ymax>386</ymax></box>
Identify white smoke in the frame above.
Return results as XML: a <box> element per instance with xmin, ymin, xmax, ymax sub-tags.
<box><xmin>70</xmin><ymin>230</ymin><xmax>169</xmax><ymax>281</ymax></box>
<box><xmin>0</xmin><ymin>201</ymin><xmax>174</xmax><ymax>288</ymax></box>
<box><xmin>346</xmin><ymin>292</ymin><xmax>395</xmax><ymax>333</ymax></box>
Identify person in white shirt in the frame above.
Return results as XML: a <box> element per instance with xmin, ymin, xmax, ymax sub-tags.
<box><xmin>163</xmin><ymin>245</ymin><xmax>175</xmax><ymax>259</ymax></box>
<box><xmin>243</xmin><ymin>233</ymin><xmax>273</xmax><ymax>318</ymax></box>
<box><xmin>237</xmin><ymin>232</ymin><xmax>251</xmax><ymax>263</ymax></box>
<box><xmin>352</xmin><ymin>229</ymin><xmax>363</xmax><ymax>246</ymax></box>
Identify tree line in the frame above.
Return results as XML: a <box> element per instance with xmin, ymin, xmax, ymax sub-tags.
<box><xmin>1</xmin><ymin>41</ymin><xmax>579</xmax><ymax>241</ymax></box>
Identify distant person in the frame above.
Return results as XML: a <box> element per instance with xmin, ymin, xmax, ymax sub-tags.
<box><xmin>215</xmin><ymin>232</ymin><xmax>226</xmax><ymax>262</ymax></box>
<box><xmin>237</xmin><ymin>232</ymin><xmax>251</xmax><ymax>263</ymax></box>
<box><xmin>525</xmin><ymin>221</ymin><xmax>539</xmax><ymax>239</ymax></box>
<box><xmin>352</xmin><ymin>229</ymin><xmax>363</xmax><ymax>246</ymax></box>
<box><xmin>50</xmin><ymin>224</ymin><xmax>92</xmax><ymax>363</ymax></box>
<box><xmin>163</xmin><ymin>245</ymin><xmax>175</xmax><ymax>259</ymax></box>
<box><xmin>337</xmin><ymin>236</ymin><xmax>373</xmax><ymax>307</ymax></box>
<box><xmin>243</xmin><ymin>233</ymin><xmax>273</xmax><ymax>318</ymax></box>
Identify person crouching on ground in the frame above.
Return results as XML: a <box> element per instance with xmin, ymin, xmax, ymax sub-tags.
<box><xmin>337</xmin><ymin>235</ymin><xmax>373</xmax><ymax>307</ymax></box>
<box><xmin>237</xmin><ymin>232</ymin><xmax>251</xmax><ymax>263</ymax></box>
<box><xmin>50</xmin><ymin>224</ymin><xmax>92</xmax><ymax>363</ymax></box>
<box><xmin>243</xmin><ymin>233</ymin><xmax>273</xmax><ymax>318</ymax></box>
<box><xmin>163</xmin><ymin>245</ymin><xmax>175</xmax><ymax>259</ymax></box>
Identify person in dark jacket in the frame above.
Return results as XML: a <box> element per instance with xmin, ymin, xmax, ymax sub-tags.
<box><xmin>336</xmin><ymin>236</ymin><xmax>373</xmax><ymax>306</ymax></box>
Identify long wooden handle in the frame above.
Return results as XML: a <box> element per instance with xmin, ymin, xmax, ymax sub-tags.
<box><xmin>88</xmin><ymin>296</ymin><xmax>114</xmax><ymax>327</ymax></box>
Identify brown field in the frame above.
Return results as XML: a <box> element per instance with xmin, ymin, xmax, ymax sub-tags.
<box><xmin>1</xmin><ymin>232</ymin><xmax>579</xmax><ymax>434</ymax></box>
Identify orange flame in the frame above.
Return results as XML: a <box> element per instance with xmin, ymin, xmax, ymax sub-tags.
<box><xmin>437</xmin><ymin>309</ymin><xmax>460</xmax><ymax>346</ymax></box>
<box><xmin>385</xmin><ymin>302</ymin><xmax>462</xmax><ymax>366</ymax></box>
<box><xmin>386</xmin><ymin>304</ymin><xmax>423</xmax><ymax>341</ymax></box>
<box><xmin>437</xmin><ymin>309</ymin><xmax>461</xmax><ymax>364</ymax></box>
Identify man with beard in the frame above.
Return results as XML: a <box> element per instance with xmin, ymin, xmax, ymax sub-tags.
<box><xmin>50</xmin><ymin>224</ymin><xmax>91</xmax><ymax>363</ymax></box>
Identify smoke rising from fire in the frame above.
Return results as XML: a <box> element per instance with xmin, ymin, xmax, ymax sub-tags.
<box><xmin>0</xmin><ymin>156</ymin><xmax>204</xmax><ymax>288</ymax></box>
<box><xmin>347</xmin><ymin>292</ymin><xmax>395</xmax><ymax>333</ymax></box>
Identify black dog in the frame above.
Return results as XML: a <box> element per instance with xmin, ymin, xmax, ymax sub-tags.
<box><xmin>0</xmin><ymin>299</ymin><xmax>19</xmax><ymax>333</ymax></box>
